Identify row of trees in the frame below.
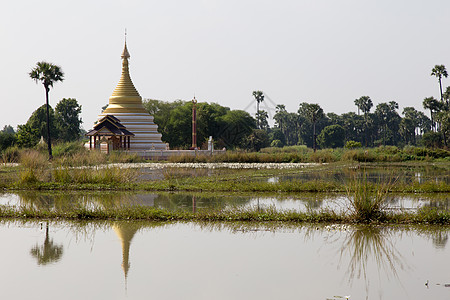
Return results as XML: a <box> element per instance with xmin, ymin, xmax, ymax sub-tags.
<box><xmin>251</xmin><ymin>65</ymin><xmax>450</xmax><ymax>149</ymax></box>
<box><xmin>142</xmin><ymin>99</ymin><xmax>258</xmax><ymax>149</ymax></box>
<box><xmin>0</xmin><ymin>98</ymin><xmax>82</xmax><ymax>151</ymax></box>
<box><xmin>0</xmin><ymin>62</ymin><xmax>83</xmax><ymax>157</ymax></box>
<box><xmin>2</xmin><ymin>61</ymin><xmax>448</xmax><ymax>155</ymax></box>
<box><xmin>271</xmin><ymin>99</ymin><xmax>434</xmax><ymax>149</ymax></box>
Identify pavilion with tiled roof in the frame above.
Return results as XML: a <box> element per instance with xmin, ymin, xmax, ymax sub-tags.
<box><xmin>85</xmin><ymin>115</ymin><xmax>134</xmax><ymax>151</ymax></box>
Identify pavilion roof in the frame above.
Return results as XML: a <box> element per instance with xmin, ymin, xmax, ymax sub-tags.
<box><xmin>85</xmin><ymin>115</ymin><xmax>134</xmax><ymax>137</ymax></box>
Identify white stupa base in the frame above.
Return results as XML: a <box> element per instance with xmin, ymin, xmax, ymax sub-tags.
<box><xmin>99</xmin><ymin>112</ymin><xmax>167</xmax><ymax>151</ymax></box>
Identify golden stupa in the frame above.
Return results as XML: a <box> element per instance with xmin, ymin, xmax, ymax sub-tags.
<box><xmin>99</xmin><ymin>41</ymin><xmax>166</xmax><ymax>151</ymax></box>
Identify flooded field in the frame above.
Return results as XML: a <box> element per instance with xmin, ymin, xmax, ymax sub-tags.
<box><xmin>0</xmin><ymin>162</ymin><xmax>449</xmax><ymax>299</ymax></box>
<box><xmin>1</xmin><ymin>191</ymin><xmax>449</xmax><ymax>213</ymax></box>
<box><xmin>1</xmin><ymin>220</ymin><xmax>449</xmax><ymax>300</ymax></box>
<box><xmin>133</xmin><ymin>162</ymin><xmax>450</xmax><ymax>185</ymax></box>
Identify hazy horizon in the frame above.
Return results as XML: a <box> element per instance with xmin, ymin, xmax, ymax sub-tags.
<box><xmin>1</xmin><ymin>0</ymin><xmax>449</xmax><ymax>130</ymax></box>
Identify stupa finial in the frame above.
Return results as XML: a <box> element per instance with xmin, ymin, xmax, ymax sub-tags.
<box><xmin>121</xmin><ymin>29</ymin><xmax>130</xmax><ymax>59</ymax></box>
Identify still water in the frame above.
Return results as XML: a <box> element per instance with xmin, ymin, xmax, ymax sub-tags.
<box><xmin>1</xmin><ymin>191</ymin><xmax>449</xmax><ymax>213</ymax></box>
<box><xmin>0</xmin><ymin>221</ymin><xmax>449</xmax><ymax>300</ymax></box>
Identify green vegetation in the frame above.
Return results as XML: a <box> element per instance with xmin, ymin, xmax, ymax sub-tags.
<box><xmin>142</xmin><ymin>99</ymin><xmax>255</xmax><ymax>149</ymax></box>
<box><xmin>346</xmin><ymin>175</ymin><xmax>392</xmax><ymax>222</ymax></box>
<box><xmin>0</xmin><ymin>204</ymin><xmax>448</xmax><ymax>225</ymax></box>
<box><xmin>0</xmin><ymin>149</ymin><xmax>448</xmax><ymax>194</ymax></box>
<box><xmin>0</xmin><ymin>149</ymin><xmax>448</xmax><ymax>224</ymax></box>
<box><xmin>15</xmin><ymin>98</ymin><xmax>83</xmax><ymax>150</ymax></box>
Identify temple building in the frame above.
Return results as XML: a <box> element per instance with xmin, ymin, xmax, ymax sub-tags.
<box><xmin>86</xmin><ymin>41</ymin><xmax>166</xmax><ymax>152</ymax></box>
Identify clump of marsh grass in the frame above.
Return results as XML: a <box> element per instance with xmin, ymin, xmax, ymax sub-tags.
<box><xmin>1</xmin><ymin>146</ymin><xmax>21</xmax><ymax>164</ymax></box>
<box><xmin>345</xmin><ymin>174</ymin><xmax>393</xmax><ymax>222</ymax></box>
<box><xmin>55</xmin><ymin>149</ymin><xmax>107</xmax><ymax>167</ymax></box>
<box><xmin>53</xmin><ymin>165</ymin><xmax>138</xmax><ymax>185</ymax></box>
<box><xmin>18</xmin><ymin>150</ymin><xmax>49</xmax><ymax>184</ymax></box>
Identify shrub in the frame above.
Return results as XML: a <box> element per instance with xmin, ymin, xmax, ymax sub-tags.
<box><xmin>422</xmin><ymin>132</ymin><xmax>443</xmax><ymax>148</ymax></box>
<box><xmin>345</xmin><ymin>140</ymin><xmax>362</xmax><ymax>149</ymax></box>
<box><xmin>317</xmin><ymin>125</ymin><xmax>345</xmax><ymax>148</ymax></box>
<box><xmin>52</xmin><ymin>141</ymin><xmax>86</xmax><ymax>158</ymax></box>
<box><xmin>270</xmin><ymin>139</ymin><xmax>284</xmax><ymax>148</ymax></box>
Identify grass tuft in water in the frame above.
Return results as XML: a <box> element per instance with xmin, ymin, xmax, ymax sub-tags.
<box><xmin>346</xmin><ymin>174</ymin><xmax>392</xmax><ymax>223</ymax></box>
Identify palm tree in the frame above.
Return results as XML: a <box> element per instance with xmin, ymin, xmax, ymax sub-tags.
<box><xmin>305</xmin><ymin>103</ymin><xmax>324</xmax><ymax>152</ymax></box>
<box><xmin>431</xmin><ymin>65</ymin><xmax>448</xmax><ymax>101</ymax></box>
<box><xmin>423</xmin><ymin>96</ymin><xmax>441</xmax><ymax>132</ymax></box>
<box><xmin>252</xmin><ymin>91</ymin><xmax>264</xmax><ymax>128</ymax></box>
<box><xmin>29</xmin><ymin>62</ymin><xmax>64</xmax><ymax>159</ymax></box>
<box><xmin>354</xmin><ymin>96</ymin><xmax>372</xmax><ymax>146</ymax></box>
<box><xmin>443</xmin><ymin>86</ymin><xmax>450</xmax><ymax>110</ymax></box>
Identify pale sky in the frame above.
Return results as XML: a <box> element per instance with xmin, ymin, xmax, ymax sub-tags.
<box><xmin>1</xmin><ymin>0</ymin><xmax>449</xmax><ymax>130</ymax></box>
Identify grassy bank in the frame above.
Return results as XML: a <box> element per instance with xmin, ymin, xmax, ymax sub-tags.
<box><xmin>2</xmin><ymin>143</ymin><xmax>449</xmax><ymax>165</ymax></box>
<box><xmin>4</xmin><ymin>175</ymin><xmax>449</xmax><ymax>193</ymax></box>
<box><xmin>0</xmin><ymin>205</ymin><xmax>448</xmax><ymax>225</ymax></box>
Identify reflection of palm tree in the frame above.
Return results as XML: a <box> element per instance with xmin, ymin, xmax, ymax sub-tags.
<box><xmin>30</xmin><ymin>222</ymin><xmax>64</xmax><ymax>265</ymax></box>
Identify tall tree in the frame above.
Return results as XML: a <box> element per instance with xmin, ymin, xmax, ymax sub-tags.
<box><xmin>317</xmin><ymin>124</ymin><xmax>345</xmax><ymax>148</ymax></box>
<box><xmin>443</xmin><ymin>86</ymin><xmax>450</xmax><ymax>110</ymax></box>
<box><xmin>26</xmin><ymin>104</ymin><xmax>58</xmax><ymax>142</ymax></box>
<box><xmin>55</xmin><ymin>98</ymin><xmax>82</xmax><ymax>142</ymax></box>
<box><xmin>374</xmin><ymin>101</ymin><xmax>400</xmax><ymax>145</ymax></box>
<box><xmin>435</xmin><ymin>110</ymin><xmax>450</xmax><ymax>146</ymax></box>
<box><xmin>255</xmin><ymin>110</ymin><xmax>269</xmax><ymax>130</ymax></box>
<box><xmin>402</xmin><ymin>107</ymin><xmax>420</xmax><ymax>144</ymax></box>
<box><xmin>431</xmin><ymin>65</ymin><xmax>448</xmax><ymax>101</ymax></box>
<box><xmin>252</xmin><ymin>91</ymin><xmax>264</xmax><ymax>128</ymax></box>
<box><xmin>1</xmin><ymin>125</ymin><xmax>15</xmax><ymax>134</ymax></box>
<box><xmin>298</xmin><ymin>103</ymin><xmax>324</xmax><ymax>151</ymax></box>
<box><xmin>423</xmin><ymin>96</ymin><xmax>441</xmax><ymax>132</ymax></box>
<box><xmin>29</xmin><ymin>62</ymin><xmax>64</xmax><ymax>159</ymax></box>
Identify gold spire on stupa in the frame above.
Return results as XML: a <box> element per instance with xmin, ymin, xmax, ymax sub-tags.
<box><xmin>103</xmin><ymin>39</ymin><xmax>147</xmax><ymax>114</ymax></box>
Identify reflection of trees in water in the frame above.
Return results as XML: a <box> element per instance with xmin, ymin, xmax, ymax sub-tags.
<box><xmin>415</xmin><ymin>226</ymin><xmax>450</xmax><ymax>250</ymax></box>
<box><xmin>268</xmin><ymin>164</ymin><xmax>449</xmax><ymax>185</ymax></box>
<box><xmin>152</xmin><ymin>193</ymin><xmax>250</xmax><ymax>211</ymax></box>
<box><xmin>15</xmin><ymin>191</ymin><xmax>252</xmax><ymax>213</ymax></box>
<box><xmin>432</xmin><ymin>232</ymin><xmax>448</xmax><ymax>249</ymax></box>
<box><xmin>16</xmin><ymin>191</ymin><xmax>160</xmax><ymax>210</ymax></box>
<box><xmin>30</xmin><ymin>222</ymin><xmax>63</xmax><ymax>265</ymax></box>
<box><xmin>18</xmin><ymin>191</ymin><xmax>80</xmax><ymax>210</ymax></box>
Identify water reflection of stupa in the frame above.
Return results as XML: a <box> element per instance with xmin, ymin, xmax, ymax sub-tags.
<box><xmin>112</xmin><ymin>222</ymin><xmax>141</xmax><ymax>285</ymax></box>
<box><xmin>86</xmin><ymin>39</ymin><xmax>166</xmax><ymax>152</ymax></box>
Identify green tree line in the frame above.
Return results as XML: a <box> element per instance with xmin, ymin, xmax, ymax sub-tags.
<box><xmin>0</xmin><ymin>98</ymin><xmax>83</xmax><ymax>151</ymax></box>
<box><xmin>2</xmin><ymin>63</ymin><xmax>449</xmax><ymax>153</ymax></box>
<box><xmin>142</xmin><ymin>99</ymin><xmax>257</xmax><ymax>149</ymax></box>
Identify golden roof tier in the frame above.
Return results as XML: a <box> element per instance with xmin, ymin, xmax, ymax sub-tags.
<box><xmin>103</xmin><ymin>42</ymin><xmax>148</xmax><ymax>114</ymax></box>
